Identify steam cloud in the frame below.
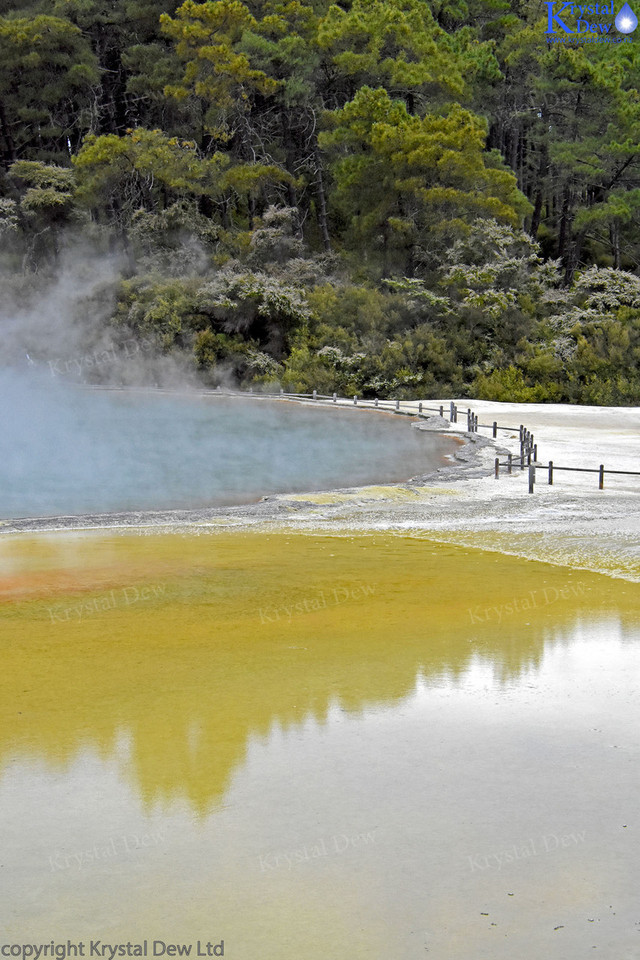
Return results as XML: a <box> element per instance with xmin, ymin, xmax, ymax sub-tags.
<box><xmin>0</xmin><ymin>254</ymin><xmax>449</xmax><ymax>521</ymax></box>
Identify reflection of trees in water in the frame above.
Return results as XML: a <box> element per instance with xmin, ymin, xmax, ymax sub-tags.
<box><xmin>1</xmin><ymin>532</ymin><xmax>637</xmax><ymax>813</ymax></box>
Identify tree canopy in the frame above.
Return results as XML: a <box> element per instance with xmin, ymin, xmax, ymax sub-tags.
<box><xmin>3</xmin><ymin>0</ymin><xmax>640</xmax><ymax>402</ymax></box>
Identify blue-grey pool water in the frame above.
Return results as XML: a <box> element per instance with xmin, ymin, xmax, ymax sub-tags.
<box><xmin>1</xmin><ymin>369</ymin><xmax>455</xmax><ymax>518</ymax></box>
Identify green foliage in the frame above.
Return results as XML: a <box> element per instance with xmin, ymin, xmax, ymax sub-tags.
<box><xmin>474</xmin><ymin>365</ymin><xmax>553</xmax><ymax>402</ymax></box>
<box><xmin>316</xmin><ymin>0</ymin><xmax>467</xmax><ymax>103</ymax></box>
<box><xmin>0</xmin><ymin>196</ymin><xmax>19</xmax><ymax>236</ymax></box>
<box><xmin>129</xmin><ymin>200</ymin><xmax>219</xmax><ymax>256</ymax></box>
<box><xmin>489</xmin><ymin>13</ymin><xmax>640</xmax><ymax>278</ymax></box>
<box><xmin>115</xmin><ymin>275</ymin><xmax>199</xmax><ymax>349</ymax></box>
<box><xmin>5</xmin><ymin>0</ymin><xmax>640</xmax><ymax>405</ymax></box>
<box><xmin>160</xmin><ymin>0</ymin><xmax>280</xmax><ymax>138</ymax></box>
<box><xmin>193</xmin><ymin>328</ymin><xmax>280</xmax><ymax>383</ymax></box>
<box><xmin>113</xmin><ymin>267</ymin><xmax>310</xmax><ymax>376</ymax></box>
<box><xmin>5</xmin><ymin>159</ymin><xmax>81</xmax><ymax>266</ymax></box>
<box><xmin>195</xmin><ymin>270</ymin><xmax>310</xmax><ymax>358</ymax></box>
<box><xmin>247</xmin><ymin>205</ymin><xmax>305</xmax><ymax>266</ymax></box>
<box><xmin>73</xmin><ymin>128</ymin><xmax>224</xmax><ymax>229</ymax></box>
<box><xmin>0</xmin><ymin>14</ymin><xmax>99</xmax><ymax>163</ymax></box>
<box><xmin>320</xmin><ymin>87</ymin><xmax>529</xmax><ymax>273</ymax></box>
<box><xmin>307</xmin><ymin>283</ymin><xmax>393</xmax><ymax>342</ymax></box>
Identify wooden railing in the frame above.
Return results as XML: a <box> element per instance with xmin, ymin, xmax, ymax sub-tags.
<box><xmin>214</xmin><ymin>387</ymin><xmax>639</xmax><ymax>494</ymax></box>
<box><xmin>495</xmin><ymin>458</ymin><xmax>640</xmax><ymax>493</ymax></box>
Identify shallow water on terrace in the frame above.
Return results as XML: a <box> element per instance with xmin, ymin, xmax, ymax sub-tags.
<box><xmin>1</xmin><ymin>370</ymin><xmax>455</xmax><ymax>518</ymax></box>
<box><xmin>1</xmin><ymin>532</ymin><xmax>639</xmax><ymax>959</ymax></box>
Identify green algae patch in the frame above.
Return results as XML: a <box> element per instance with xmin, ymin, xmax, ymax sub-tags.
<box><xmin>1</xmin><ymin>529</ymin><xmax>640</xmax><ymax>956</ymax></box>
<box><xmin>278</xmin><ymin>484</ymin><xmax>459</xmax><ymax>504</ymax></box>
<box><xmin>2</xmin><ymin>529</ymin><xmax>638</xmax><ymax>812</ymax></box>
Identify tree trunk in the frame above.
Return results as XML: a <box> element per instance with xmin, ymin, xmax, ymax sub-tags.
<box><xmin>530</xmin><ymin>189</ymin><xmax>543</xmax><ymax>239</ymax></box>
<box><xmin>0</xmin><ymin>98</ymin><xmax>16</xmax><ymax>168</ymax></box>
<box><xmin>198</xmin><ymin>194</ymin><xmax>215</xmax><ymax>219</ymax></box>
<box><xmin>381</xmin><ymin>219</ymin><xmax>389</xmax><ymax>278</ymax></box>
<box><xmin>529</xmin><ymin>142</ymin><xmax>548</xmax><ymax>238</ymax></box>
<box><xmin>558</xmin><ymin>187</ymin><xmax>571</xmax><ymax>263</ymax></box>
<box><xmin>221</xmin><ymin>196</ymin><xmax>230</xmax><ymax>230</ymax></box>
<box><xmin>506</xmin><ymin>127</ymin><xmax>518</xmax><ymax>172</ymax></box>
<box><xmin>564</xmin><ymin>230</ymin><xmax>584</xmax><ymax>286</ymax></box>
<box><xmin>313</xmin><ymin>146</ymin><xmax>331</xmax><ymax>252</ymax></box>
<box><xmin>610</xmin><ymin>220</ymin><xmax>621</xmax><ymax>269</ymax></box>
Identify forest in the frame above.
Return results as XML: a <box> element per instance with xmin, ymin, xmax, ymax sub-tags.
<box><xmin>2</xmin><ymin>0</ymin><xmax>640</xmax><ymax>402</ymax></box>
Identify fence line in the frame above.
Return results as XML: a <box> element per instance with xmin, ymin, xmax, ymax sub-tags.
<box><xmin>494</xmin><ymin>457</ymin><xmax>640</xmax><ymax>493</ymax></box>
<box><xmin>213</xmin><ymin>386</ymin><xmax>638</xmax><ymax>495</ymax></box>
<box><xmin>217</xmin><ymin>385</ymin><xmax>466</xmax><ymax>421</ymax></box>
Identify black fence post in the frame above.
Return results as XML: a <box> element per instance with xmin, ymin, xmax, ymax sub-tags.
<box><xmin>548</xmin><ymin>461</ymin><xmax>553</xmax><ymax>485</ymax></box>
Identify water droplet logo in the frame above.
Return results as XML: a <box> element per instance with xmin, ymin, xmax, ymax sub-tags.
<box><xmin>615</xmin><ymin>2</ymin><xmax>638</xmax><ymax>32</ymax></box>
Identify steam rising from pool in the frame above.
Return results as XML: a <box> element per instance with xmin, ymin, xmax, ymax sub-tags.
<box><xmin>1</xmin><ymin>369</ymin><xmax>453</xmax><ymax>519</ymax></box>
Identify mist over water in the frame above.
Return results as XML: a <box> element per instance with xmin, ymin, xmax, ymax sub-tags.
<box><xmin>0</xmin><ymin>369</ymin><xmax>453</xmax><ymax>519</ymax></box>
<box><xmin>0</xmin><ymin>260</ymin><xmax>454</xmax><ymax>519</ymax></box>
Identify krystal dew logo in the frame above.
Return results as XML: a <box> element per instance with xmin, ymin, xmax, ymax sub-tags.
<box><xmin>545</xmin><ymin>0</ymin><xmax>638</xmax><ymax>37</ymax></box>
